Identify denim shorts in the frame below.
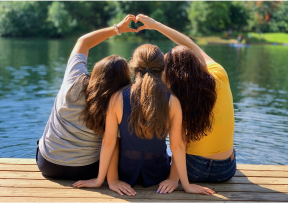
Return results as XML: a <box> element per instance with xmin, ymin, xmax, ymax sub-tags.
<box><xmin>186</xmin><ymin>149</ymin><xmax>236</xmax><ymax>183</ymax></box>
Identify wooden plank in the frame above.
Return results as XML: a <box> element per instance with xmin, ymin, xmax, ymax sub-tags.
<box><xmin>237</xmin><ymin>164</ymin><xmax>288</xmax><ymax>171</ymax></box>
<box><xmin>1</xmin><ymin>188</ymin><xmax>288</xmax><ymax>201</ymax></box>
<box><xmin>1</xmin><ymin>179</ymin><xmax>288</xmax><ymax>193</ymax></box>
<box><xmin>0</xmin><ymin>197</ymin><xmax>280</xmax><ymax>203</ymax></box>
<box><xmin>234</xmin><ymin>170</ymin><xmax>288</xmax><ymax>178</ymax></box>
<box><xmin>0</xmin><ymin>164</ymin><xmax>39</xmax><ymax>171</ymax></box>
<box><xmin>1</xmin><ymin>171</ymin><xmax>288</xmax><ymax>185</ymax></box>
<box><xmin>1</xmin><ymin>158</ymin><xmax>288</xmax><ymax>171</ymax></box>
<box><xmin>2</xmin><ymin>158</ymin><xmax>288</xmax><ymax>172</ymax></box>
<box><xmin>0</xmin><ymin>158</ymin><xmax>36</xmax><ymax>165</ymax></box>
<box><xmin>2</xmin><ymin>164</ymin><xmax>288</xmax><ymax>178</ymax></box>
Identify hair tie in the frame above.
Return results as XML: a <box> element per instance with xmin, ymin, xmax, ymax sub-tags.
<box><xmin>145</xmin><ymin>67</ymin><xmax>151</xmax><ymax>73</ymax></box>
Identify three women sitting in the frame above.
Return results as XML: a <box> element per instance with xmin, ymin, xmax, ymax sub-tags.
<box><xmin>37</xmin><ymin>14</ymin><xmax>235</xmax><ymax>196</ymax></box>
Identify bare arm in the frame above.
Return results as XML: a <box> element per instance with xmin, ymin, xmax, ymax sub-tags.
<box><xmin>71</xmin><ymin>14</ymin><xmax>136</xmax><ymax>57</ymax></box>
<box><xmin>107</xmin><ymin>138</ymin><xmax>136</xmax><ymax>196</ymax></box>
<box><xmin>136</xmin><ymin>14</ymin><xmax>214</xmax><ymax>66</ymax></box>
<box><xmin>157</xmin><ymin>155</ymin><xmax>179</xmax><ymax>194</ymax></box>
<box><xmin>73</xmin><ymin>92</ymin><xmax>120</xmax><ymax>188</ymax></box>
<box><xmin>168</xmin><ymin>95</ymin><xmax>215</xmax><ymax>195</ymax></box>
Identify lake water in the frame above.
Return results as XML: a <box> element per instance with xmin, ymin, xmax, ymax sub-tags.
<box><xmin>0</xmin><ymin>38</ymin><xmax>287</xmax><ymax>165</ymax></box>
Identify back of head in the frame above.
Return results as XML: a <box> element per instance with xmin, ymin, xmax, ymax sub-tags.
<box><xmin>129</xmin><ymin>44</ymin><xmax>170</xmax><ymax>139</ymax></box>
<box><xmin>81</xmin><ymin>55</ymin><xmax>131</xmax><ymax>135</ymax></box>
<box><xmin>164</xmin><ymin>45</ymin><xmax>217</xmax><ymax>142</ymax></box>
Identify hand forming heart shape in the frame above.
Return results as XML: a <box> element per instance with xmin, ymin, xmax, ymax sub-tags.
<box><xmin>135</xmin><ymin>14</ymin><xmax>158</xmax><ymax>32</ymax></box>
<box><xmin>117</xmin><ymin>14</ymin><xmax>138</xmax><ymax>33</ymax></box>
<box><xmin>129</xmin><ymin>21</ymin><xmax>144</xmax><ymax>30</ymax></box>
<box><xmin>117</xmin><ymin>14</ymin><xmax>159</xmax><ymax>34</ymax></box>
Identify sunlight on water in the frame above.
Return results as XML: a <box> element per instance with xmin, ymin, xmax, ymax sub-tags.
<box><xmin>0</xmin><ymin>38</ymin><xmax>287</xmax><ymax>165</ymax></box>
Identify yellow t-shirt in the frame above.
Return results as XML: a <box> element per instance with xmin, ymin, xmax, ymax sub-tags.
<box><xmin>186</xmin><ymin>63</ymin><xmax>234</xmax><ymax>156</ymax></box>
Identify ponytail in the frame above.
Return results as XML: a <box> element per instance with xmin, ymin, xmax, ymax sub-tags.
<box><xmin>129</xmin><ymin>44</ymin><xmax>170</xmax><ymax>139</ymax></box>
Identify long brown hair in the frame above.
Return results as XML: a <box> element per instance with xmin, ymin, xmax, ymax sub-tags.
<box><xmin>80</xmin><ymin>55</ymin><xmax>131</xmax><ymax>135</ymax></box>
<box><xmin>164</xmin><ymin>45</ymin><xmax>217</xmax><ymax>142</ymax></box>
<box><xmin>129</xmin><ymin>44</ymin><xmax>170</xmax><ymax>139</ymax></box>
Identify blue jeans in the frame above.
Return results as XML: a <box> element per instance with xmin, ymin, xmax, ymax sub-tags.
<box><xmin>186</xmin><ymin>149</ymin><xmax>236</xmax><ymax>183</ymax></box>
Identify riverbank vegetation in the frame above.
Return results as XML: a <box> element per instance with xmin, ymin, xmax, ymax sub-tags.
<box><xmin>0</xmin><ymin>1</ymin><xmax>287</xmax><ymax>43</ymax></box>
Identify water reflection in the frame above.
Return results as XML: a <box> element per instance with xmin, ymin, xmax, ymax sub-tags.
<box><xmin>0</xmin><ymin>38</ymin><xmax>287</xmax><ymax>164</ymax></box>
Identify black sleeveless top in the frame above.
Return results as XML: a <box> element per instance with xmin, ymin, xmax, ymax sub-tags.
<box><xmin>118</xmin><ymin>87</ymin><xmax>171</xmax><ymax>187</ymax></box>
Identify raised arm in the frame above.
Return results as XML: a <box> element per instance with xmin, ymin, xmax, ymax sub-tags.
<box><xmin>71</xmin><ymin>14</ymin><xmax>136</xmax><ymax>57</ymax></box>
<box><xmin>168</xmin><ymin>95</ymin><xmax>215</xmax><ymax>195</ymax></box>
<box><xmin>136</xmin><ymin>14</ymin><xmax>214</xmax><ymax>66</ymax></box>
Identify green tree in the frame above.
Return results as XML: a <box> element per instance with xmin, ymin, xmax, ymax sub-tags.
<box><xmin>64</xmin><ymin>1</ymin><xmax>110</xmax><ymax>33</ymax></box>
<box><xmin>0</xmin><ymin>1</ymin><xmax>50</xmax><ymax>37</ymax></box>
<box><xmin>188</xmin><ymin>1</ymin><xmax>231</xmax><ymax>35</ymax></box>
<box><xmin>107</xmin><ymin>1</ymin><xmax>189</xmax><ymax>40</ymax></box>
<box><xmin>229</xmin><ymin>1</ymin><xmax>250</xmax><ymax>31</ymax></box>
<box><xmin>268</xmin><ymin>1</ymin><xmax>288</xmax><ymax>32</ymax></box>
<box><xmin>46</xmin><ymin>2</ymin><xmax>76</xmax><ymax>37</ymax></box>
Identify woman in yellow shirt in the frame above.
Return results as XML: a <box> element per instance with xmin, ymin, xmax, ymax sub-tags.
<box><xmin>136</xmin><ymin>14</ymin><xmax>235</xmax><ymax>191</ymax></box>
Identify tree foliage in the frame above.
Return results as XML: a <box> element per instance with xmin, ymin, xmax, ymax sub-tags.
<box><xmin>0</xmin><ymin>1</ymin><xmax>287</xmax><ymax>38</ymax></box>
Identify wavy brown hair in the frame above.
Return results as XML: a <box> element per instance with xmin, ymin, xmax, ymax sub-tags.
<box><xmin>164</xmin><ymin>45</ymin><xmax>217</xmax><ymax>142</ymax></box>
<box><xmin>129</xmin><ymin>44</ymin><xmax>170</xmax><ymax>139</ymax></box>
<box><xmin>80</xmin><ymin>55</ymin><xmax>131</xmax><ymax>135</ymax></box>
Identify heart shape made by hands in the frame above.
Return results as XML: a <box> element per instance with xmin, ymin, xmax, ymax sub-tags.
<box><xmin>129</xmin><ymin>20</ymin><xmax>144</xmax><ymax>30</ymax></box>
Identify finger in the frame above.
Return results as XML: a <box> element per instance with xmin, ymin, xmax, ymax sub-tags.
<box><xmin>137</xmin><ymin>14</ymin><xmax>148</xmax><ymax>18</ymax></box>
<box><xmin>157</xmin><ymin>184</ymin><xmax>162</xmax><ymax>193</ymax></box>
<box><xmin>168</xmin><ymin>185</ymin><xmax>177</xmax><ymax>193</ymax></box>
<box><xmin>203</xmin><ymin>187</ymin><xmax>215</xmax><ymax>194</ymax></box>
<box><xmin>75</xmin><ymin>183</ymin><xmax>84</xmax><ymax>188</ymax></box>
<box><xmin>157</xmin><ymin>183</ymin><xmax>165</xmax><ymax>193</ymax></box>
<box><xmin>120</xmin><ymin>187</ymin><xmax>132</xmax><ymax>196</ymax></box>
<box><xmin>73</xmin><ymin>180</ymin><xmax>82</xmax><ymax>185</ymax></box>
<box><xmin>124</xmin><ymin>186</ymin><xmax>137</xmax><ymax>195</ymax></box>
<box><xmin>136</xmin><ymin>26</ymin><xmax>146</xmax><ymax>32</ymax></box>
<box><xmin>73</xmin><ymin>181</ymin><xmax>83</xmax><ymax>187</ymax></box>
<box><xmin>203</xmin><ymin>190</ymin><xmax>211</xmax><ymax>195</ymax></box>
<box><xmin>136</xmin><ymin>16</ymin><xmax>147</xmax><ymax>22</ymax></box>
<box><xmin>159</xmin><ymin>180</ymin><xmax>166</xmax><ymax>187</ymax></box>
<box><xmin>125</xmin><ymin>16</ymin><xmax>136</xmax><ymax>23</ymax></box>
<box><xmin>125</xmin><ymin>14</ymin><xmax>135</xmax><ymax>20</ymax></box>
<box><xmin>201</xmin><ymin>188</ymin><xmax>212</xmax><ymax>195</ymax></box>
<box><xmin>127</xmin><ymin>28</ymin><xmax>137</xmax><ymax>33</ymax></box>
<box><xmin>124</xmin><ymin>184</ymin><xmax>136</xmax><ymax>196</ymax></box>
<box><xmin>159</xmin><ymin>183</ymin><xmax>169</xmax><ymax>194</ymax></box>
<box><xmin>163</xmin><ymin>185</ymin><xmax>173</xmax><ymax>194</ymax></box>
<box><xmin>115</xmin><ymin>188</ymin><xmax>124</xmax><ymax>196</ymax></box>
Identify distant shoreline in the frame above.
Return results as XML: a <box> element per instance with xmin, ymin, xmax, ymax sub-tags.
<box><xmin>194</xmin><ymin>32</ymin><xmax>288</xmax><ymax>45</ymax></box>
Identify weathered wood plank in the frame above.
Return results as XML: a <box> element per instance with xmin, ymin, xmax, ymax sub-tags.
<box><xmin>237</xmin><ymin>164</ymin><xmax>288</xmax><ymax>171</ymax></box>
<box><xmin>0</xmin><ymin>164</ymin><xmax>39</xmax><ymax>171</ymax></box>
<box><xmin>0</xmin><ymin>197</ymin><xmax>280</xmax><ymax>203</ymax></box>
<box><xmin>1</xmin><ymin>171</ymin><xmax>288</xmax><ymax>185</ymax></box>
<box><xmin>1</xmin><ymin>179</ymin><xmax>288</xmax><ymax>193</ymax></box>
<box><xmin>1</xmin><ymin>188</ymin><xmax>288</xmax><ymax>201</ymax></box>
<box><xmin>1</xmin><ymin>164</ymin><xmax>288</xmax><ymax>178</ymax></box>
<box><xmin>2</xmin><ymin>158</ymin><xmax>288</xmax><ymax>172</ymax></box>
<box><xmin>0</xmin><ymin>158</ymin><xmax>36</xmax><ymax>165</ymax></box>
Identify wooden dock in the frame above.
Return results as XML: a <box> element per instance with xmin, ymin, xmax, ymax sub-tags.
<box><xmin>0</xmin><ymin>158</ymin><xmax>288</xmax><ymax>202</ymax></box>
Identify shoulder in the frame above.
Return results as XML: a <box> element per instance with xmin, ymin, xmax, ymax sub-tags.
<box><xmin>108</xmin><ymin>90</ymin><xmax>123</xmax><ymax>110</ymax></box>
<box><xmin>169</xmin><ymin>95</ymin><xmax>182</xmax><ymax>117</ymax></box>
<box><xmin>206</xmin><ymin>62</ymin><xmax>229</xmax><ymax>84</ymax></box>
<box><xmin>67</xmin><ymin>53</ymin><xmax>87</xmax><ymax>67</ymax></box>
<box><xmin>63</xmin><ymin>53</ymin><xmax>88</xmax><ymax>85</ymax></box>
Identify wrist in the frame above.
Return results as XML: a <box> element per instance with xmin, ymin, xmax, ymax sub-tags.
<box><xmin>168</xmin><ymin>176</ymin><xmax>179</xmax><ymax>182</ymax></box>
<box><xmin>107</xmin><ymin>175</ymin><xmax>118</xmax><ymax>185</ymax></box>
<box><xmin>113</xmin><ymin>24</ymin><xmax>121</xmax><ymax>35</ymax></box>
<box><xmin>154</xmin><ymin>21</ymin><xmax>162</xmax><ymax>31</ymax></box>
